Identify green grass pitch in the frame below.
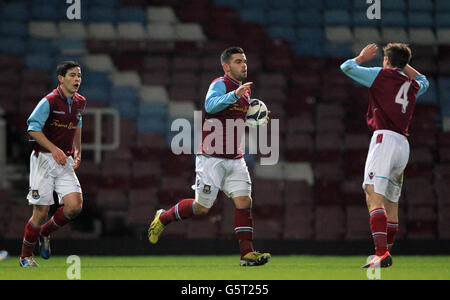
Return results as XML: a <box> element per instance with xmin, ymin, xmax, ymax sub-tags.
<box><xmin>1</xmin><ymin>255</ymin><xmax>449</xmax><ymax>280</ymax></box>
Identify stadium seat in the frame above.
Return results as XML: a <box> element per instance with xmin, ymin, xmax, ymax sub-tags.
<box><xmin>87</xmin><ymin>22</ymin><xmax>118</xmax><ymax>39</ymax></box>
<box><xmin>404</xmin><ymin>177</ymin><xmax>434</xmax><ymax>206</ymax></box>
<box><xmin>117</xmin><ymin>6</ymin><xmax>146</xmax><ymax>23</ymax></box>
<box><xmin>117</xmin><ymin>23</ymin><xmax>147</xmax><ymax>40</ymax></box>
<box><xmin>409</xmin><ymin>28</ymin><xmax>437</xmax><ymax>45</ymax></box>
<box><xmin>168</xmin><ymin>101</ymin><xmax>196</xmax><ymax>119</ymax></box>
<box><xmin>435</xmin><ymin>0</ymin><xmax>450</xmax><ymax>12</ymax></box>
<box><xmin>380</xmin><ymin>27</ymin><xmax>409</xmax><ymax>43</ymax></box>
<box><xmin>315</xmin><ymin>206</ymin><xmax>345</xmax><ymax>240</ymax></box>
<box><xmin>283</xmin><ymin>204</ymin><xmax>314</xmax><ymax>239</ymax></box>
<box><xmin>82</xmin><ymin>54</ymin><xmax>116</xmax><ymax>72</ymax></box>
<box><xmin>57</xmin><ymin>38</ymin><xmax>86</xmax><ymax>55</ymax></box>
<box><xmin>30</xmin><ymin>3</ymin><xmax>60</xmax><ymax>21</ymax></box>
<box><xmin>407</xmin><ymin>205</ymin><xmax>437</xmax><ymax>239</ymax></box>
<box><xmin>325</xmin><ymin>26</ymin><xmax>353</xmax><ymax>43</ymax></box>
<box><xmin>267</xmin><ymin>9</ymin><xmax>296</xmax><ymax>26</ymax></box>
<box><xmin>110</xmin><ymin>71</ymin><xmax>142</xmax><ymax>88</ymax></box>
<box><xmin>295</xmin><ymin>10</ymin><xmax>323</xmax><ymax>27</ymax></box>
<box><xmin>147</xmin><ymin>23</ymin><xmax>175</xmax><ymax>40</ymax></box>
<box><xmin>239</xmin><ymin>9</ymin><xmax>267</xmax><ymax>25</ymax></box>
<box><xmin>25</xmin><ymin>53</ymin><xmax>53</xmax><ymax>71</ymax></box>
<box><xmin>28</xmin><ymin>21</ymin><xmax>60</xmax><ymax>39</ymax></box>
<box><xmin>437</xmin><ymin>29</ymin><xmax>450</xmax><ymax>44</ymax></box>
<box><xmin>0</xmin><ymin>2</ymin><xmax>29</xmax><ymax>21</ymax></box>
<box><xmin>324</xmin><ymin>10</ymin><xmax>352</xmax><ymax>26</ymax></box>
<box><xmin>252</xmin><ymin>178</ymin><xmax>284</xmax><ymax>205</ymax></box>
<box><xmin>174</xmin><ymin>23</ymin><xmax>206</xmax><ymax>41</ymax></box>
<box><xmin>267</xmin><ymin>25</ymin><xmax>297</xmax><ymax>43</ymax></box>
<box><xmin>438</xmin><ymin>205</ymin><xmax>450</xmax><ymax>239</ymax></box>
<box><xmin>381</xmin><ymin>12</ymin><xmax>408</xmax><ymax>27</ymax></box>
<box><xmin>58</xmin><ymin>21</ymin><xmax>87</xmax><ymax>39</ymax></box>
<box><xmin>353</xmin><ymin>27</ymin><xmax>381</xmax><ymax>43</ymax></box>
<box><xmin>87</xmin><ymin>6</ymin><xmax>117</xmax><ymax>22</ymax></box>
<box><xmin>146</xmin><ymin>6</ymin><xmax>178</xmax><ymax>23</ymax></box>
<box><xmin>213</xmin><ymin>0</ymin><xmax>241</xmax><ymax>9</ymax></box>
<box><xmin>325</xmin><ymin>0</ymin><xmax>351</xmax><ymax>10</ymax></box>
<box><xmin>408</xmin><ymin>0</ymin><xmax>434</xmax><ymax>12</ymax></box>
<box><xmin>139</xmin><ymin>85</ymin><xmax>169</xmax><ymax>104</ymax></box>
<box><xmin>0</xmin><ymin>21</ymin><xmax>28</xmax><ymax>38</ymax></box>
<box><xmin>345</xmin><ymin>205</ymin><xmax>370</xmax><ymax>240</ymax></box>
<box><xmin>408</xmin><ymin>12</ymin><xmax>434</xmax><ymax>27</ymax></box>
<box><xmin>241</xmin><ymin>0</ymin><xmax>269</xmax><ymax>9</ymax></box>
<box><xmin>435</xmin><ymin>13</ymin><xmax>450</xmax><ymax>28</ymax></box>
<box><xmin>97</xmin><ymin>189</ymin><xmax>129</xmax><ymax>210</ymax></box>
<box><xmin>187</xmin><ymin>219</ymin><xmax>218</xmax><ymax>239</ymax></box>
<box><xmin>383</xmin><ymin>0</ymin><xmax>406</xmax><ymax>11</ymax></box>
<box><xmin>0</xmin><ymin>37</ymin><xmax>26</xmax><ymax>55</ymax></box>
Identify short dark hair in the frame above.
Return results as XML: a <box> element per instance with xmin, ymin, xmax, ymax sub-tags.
<box><xmin>56</xmin><ymin>61</ymin><xmax>81</xmax><ymax>77</ymax></box>
<box><xmin>383</xmin><ymin>43</ymin><xmax>412</xmax><ymax>69</ymax></box>
<box><xmin>220</xmin><ymin>47</ymin><xmax>244</xmax><ymax>64</ymax></box>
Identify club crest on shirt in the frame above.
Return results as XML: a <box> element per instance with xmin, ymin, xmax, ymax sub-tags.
<box><xmin>76</xmin><ymin>109</ymin><xmax>82</xmax><ymax>121</ymax></box>
<box><xmin>203</xmin><ymin>184</ymin><xmax>211</xmax><ymax>194</ymax></box>
<box><xmin>369</xmin><ymin>172</ymin><xmax>374</xmax><ymax>180</ymax></box>
<box><xmin>31</xmin><ymin>190</ymin><xmax>40</xmax><ymax>200</ymax></box>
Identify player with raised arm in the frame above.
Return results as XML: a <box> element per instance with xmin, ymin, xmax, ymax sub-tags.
<box><xmin>340</xmin><ymin>43</ymin><xmax>429</xmax><ymax>268</ymax></box>
<box><xmin>19</xmin><ymin>61</ymin><xmax>86</xmax><ymax>267</ymax></box>
<box><xmin>148</xmin><ymin>47</ymin><xmax>271</xmax><ymax>266</ymax></box>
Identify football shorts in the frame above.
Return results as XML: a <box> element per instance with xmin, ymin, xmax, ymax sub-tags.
<box><xmin>192</xmin><ymin>155</ymin><xmax>252</xmax><ymax>208</ymax></box>
<box><xmin>363</xmin><ymin>130</ymin><xmax>410</xmax><ymax>203</ymax></box>
<box><xmin>27</xmin><ymin>151</ymin><xmax>82</xmax><ymax>206</ymax></box>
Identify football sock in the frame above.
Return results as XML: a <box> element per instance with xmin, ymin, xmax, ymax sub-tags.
<box><xmin>387</xmin><ymin>222</ymin><xmax>399</xmax><ymax>250</ymax></box>
<box><xmin>159</xmin><ymin>198</ymin><xmax>195</xmax><ymax>226</ymax></box>
<box><xmin>234</xmin><ymin>208</ymin><xmax>254</xmax><ymax>257</ymax></box>
<box><xmin>369</xmin><ymin>208</ymin><xmax>388</xmax><ymax>256</ymax></box>
<box><xmin>40</xmin><ymin>206</ymin><xmax>71</xmax><ymax>237</ymax></box>
<box><xmin>21</xmin><ymin>220</ymin><xmax>41</xmax><ymax>259</ymax></box>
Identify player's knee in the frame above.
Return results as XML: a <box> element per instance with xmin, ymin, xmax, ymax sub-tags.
<box><xmin>193</xmin><ymin>201</ymin><xmax>210</xmax><ymax>215</ymax></box>
<box><xmin>234</xmin><ymin>195</ymin><xmax>252</xmax><ymax>209</ymax></box>
<box><xmin>32</xmin><ymin>205</ymin><xmax>50</xmax><ymax>225</ymax></box>
<box><xmin>63</xmin><ymin>194</ymin><xmax>83</xmax><ymax>219</ymax></box>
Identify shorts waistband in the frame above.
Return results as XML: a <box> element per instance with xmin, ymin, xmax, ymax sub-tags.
<box><xmin>373</xmin><ymin>130</ymin><xmax>407</xmax><ymax>141</ymax></box>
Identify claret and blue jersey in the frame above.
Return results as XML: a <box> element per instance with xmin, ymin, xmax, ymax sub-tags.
<box><xmin>340</xmin><ymin>59</ymin><xmax>430</xmax><ymax>136</ymax></box>
<box><xmin>27</xmin><ymin>85</ymin><xmax>86</xmax><ymax>155</ymax></box>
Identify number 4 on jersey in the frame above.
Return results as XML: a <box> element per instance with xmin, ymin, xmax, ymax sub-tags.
<box><xmin>395</xmin><ymin>81</ymin><xmax>411</xmax><ymax>114</ymax></box>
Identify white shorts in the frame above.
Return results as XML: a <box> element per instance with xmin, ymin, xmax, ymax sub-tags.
<box><xmin>27</xmin><ymin>150</ymin><xmax>82</xmax><ymax>206</ymax></box>
<box><xmin>363</xmin><ymin>130</ymin><xmax>410</xmax><ymax>203</ymax></box>
<box><xmin>192</xmin><ymin>155</ymin><xmax>252</xmax><ymax>208</ymax></box>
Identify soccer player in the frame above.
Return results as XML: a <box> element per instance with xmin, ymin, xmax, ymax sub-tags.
<box><xmin>340</xmin><ymin>43</ymin><xmax>429</xmax><ymax>268</ymax></box>
<box><xmin>148</xmin><ymin>47</ymin><xmax>271</xmax><ymax>266</ymax></box>
<box><xmin>19</xmin><ymin>61</ymin><xmax>86</xmax><ymax>267</ymax></box>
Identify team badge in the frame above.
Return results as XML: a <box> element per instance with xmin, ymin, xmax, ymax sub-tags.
<box><xmin>369</xmin><ymin>172</ymin><xmax>374</xmax><ymax>180</ymax></box>
<box><xmin>31</xmin><ymin>190</ymin><xmax>40</xmax><ymax>200</ymax></box>
<box><xmin>203</xmin><ymin>185</ymin><xmax>211</xmax><ymax>194</ymax></box>
<box><xmin>76</xmin><ymin>110</ymin><xmax>82</xmax><ymax>121</ymax></box>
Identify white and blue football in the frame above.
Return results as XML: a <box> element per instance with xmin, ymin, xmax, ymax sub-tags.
<box><xmin>246</xmin><ymin>99</ymin><xmax>268</xmax><ymax>127</ymax></box>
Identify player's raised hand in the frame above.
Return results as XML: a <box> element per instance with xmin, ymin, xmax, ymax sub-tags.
<box><xmin>235</xmin><ymin>82</ymin><xmax>253</xmax><ymax>98</ymax></box>
<box><xmin>356</xmin><ymin>43</ymin><xmax>378</xmax><ymax>64</ymax></box>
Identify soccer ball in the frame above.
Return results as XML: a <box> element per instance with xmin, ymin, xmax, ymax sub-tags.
<box><xmin>246</xmin><ymin>99</ymin><xmax>268</xmax><ymax>127</ymax></box>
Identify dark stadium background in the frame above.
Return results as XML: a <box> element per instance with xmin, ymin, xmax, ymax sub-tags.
<box><xmin>0</xmin><ymin>0</ymin><xmax>449</xmax><ymax>256</ymax></box>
